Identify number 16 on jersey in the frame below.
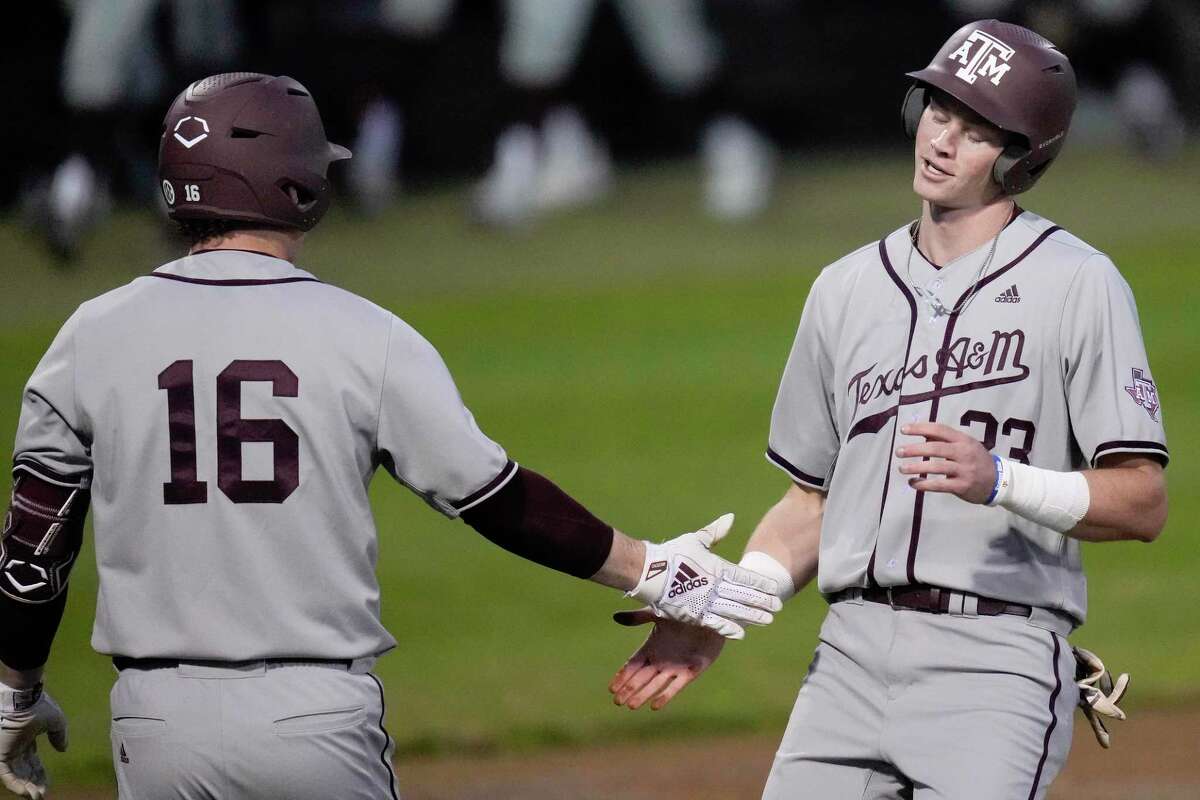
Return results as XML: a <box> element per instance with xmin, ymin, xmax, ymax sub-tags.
<box><xmin>157</xmin><ymin>359</ymin><xmax>300</xmax><ymax>505</ymax></box>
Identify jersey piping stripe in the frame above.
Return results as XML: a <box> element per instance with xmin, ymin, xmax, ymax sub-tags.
<box><xmin>872</xmin><ymin>238</ymin><xmax>920</xmax><ymax>587</ymax></box>
<box><xmin>1027</xmin><ymin>633</ymin><xmax>1064</xmax><ymax>800</ymax></box>
<box><xmin>450</xmin><ymin>459</ymin><xmax>519</xmax><ymax>512</ymax></box>
<box><xmin>12</xmin><ymin>459</ymin><xmax>87</xmax><ymax>489</ymax></box>
<box><xmin>908</xmin><ymin>225</ymin><xmax>1061</xmax><ymax>583</ymax></box>
<box><xmin>952</xmin><ymin>225</ymin><xmax>1061</xmax><ymax>304</ymax></box>
<box><xmin>189</xmin><ymin>247</ymin><xmax>292</xmax><ymax>260</ymax></box>
<box><xmin>149</xmin><ymin>273</ymin><xmax>322</xmax><ymax>287</ymax></box>
<box><xmin>367</xmin><ymin>672</ymin><xmax>401</xmax><ymax>800</ymax></box>
<box><xmin>765</xmin><ymin>448</ymin><xmax>825</xmax><ymax>488</ymax></box>
<box><xmin>1091</xmin><ymin>440</ymin><xmax>1169</xmax><ymax>466</ymax></box>
<box><xmin>883</xmin><ymin>225</ymin><xmax>1061</xmax><ymax>584</ymax></box>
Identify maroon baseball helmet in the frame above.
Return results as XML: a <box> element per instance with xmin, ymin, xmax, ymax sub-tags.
<box><xmin>901</xmin><ymin>20</ymin><xmax>1076</xmax><ymax>194</ymax></box>
<box><xmin>158</xmin><ymin>73</ymin><xmax>351</xmax><ymax>231</ymax></box>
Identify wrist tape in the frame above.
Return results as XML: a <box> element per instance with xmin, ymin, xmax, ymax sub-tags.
<box><xmin>986</xmin><ymin>456</ymin><xmax>1090</xmax><ymax>533</ymax></box>
<box><xmin>738</xmin><ymin>551</ymin><xmax>796</xmax><ymax>602</ymax></box>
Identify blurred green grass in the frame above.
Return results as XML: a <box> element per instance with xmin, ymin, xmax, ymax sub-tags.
<box><xmin>1</xmin><ymin>143</ymin><xmax>1197</xmax><ymax>786</ymax></box>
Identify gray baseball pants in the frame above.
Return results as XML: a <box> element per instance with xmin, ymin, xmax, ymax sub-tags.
<box><xmin>109</xmin><ymin>660</ymin><xmax>398</xmax><ymax>799</ymax></box>
<box><xmin>763</xmin><ymin>595</ymin><xmax>1077</xmax><ymax>799</ymax></box>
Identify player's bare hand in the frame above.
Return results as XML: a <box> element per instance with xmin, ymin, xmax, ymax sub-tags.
<box><xmin>609</xmin><ymin>608</ymin><xmax>725</xmax><ymax>711</ymax></box>
<box><xmin>896</xmin><ymin>422</ymin><xmax>995</xmax><ymax>504</ymax></box>
<box><xmin>0</xmin><ymin>686</ymin><xmax>67</xmax><ymax>800</ymax></box>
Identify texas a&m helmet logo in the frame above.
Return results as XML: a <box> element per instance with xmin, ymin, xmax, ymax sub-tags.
<box><xmin>1123</xmin><ymin>368</ymin><xmax>1160</xmax><ymax>421</ymax></box>
<box><xmin>949</xmin><ymin>29</ymin><xmax>1015</xmax><ymax>86</ymax></box>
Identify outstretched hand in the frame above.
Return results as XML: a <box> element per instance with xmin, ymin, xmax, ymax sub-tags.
<box><xmin>608</xmin><ymin>608</ymin><xmax>726</xmax><ymax>711</ymax></box>
<box><xmin>628</xmin><ymin>514</ymin><xmax>782</xmax><ymax>640</ymax></box>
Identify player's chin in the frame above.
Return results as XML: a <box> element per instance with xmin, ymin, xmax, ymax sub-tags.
<box><xmin>913</xmin><ymin>174</ymin><xmax>956</xmax><ymax>204</ymax></box>
<box><xmin>913</xmin><ymin>178</ymin><xmax>986</xmax><ymax>210</ymax></box>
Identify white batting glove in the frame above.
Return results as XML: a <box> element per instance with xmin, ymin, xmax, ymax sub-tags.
<box><xmin>628</xmin><ymin>514</ymin><xmax>782</xmax><ymax>640</ymax></box>
<box><xmin>0</xmin><ymin>684</ymin><xmax>68</xmax><ymax>800</ymax></box>
<box><xmin>1072</xmin><ymin>646</ymin><xmax>1129</xmax><ymax>749</ymax></box>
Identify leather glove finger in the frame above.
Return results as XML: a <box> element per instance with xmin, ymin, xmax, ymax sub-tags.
<box><xmin>714</xmin><ymin>581</ymin><xmax>782</xmax><ymax>613</ymax></box>
<box><xmin>1083</xmin><ymin>706</ymin><xmax>1112</xmax><ymax>749</ymax></box>
<box><xmin>689</xmin><ymin>514</ymin><xmax>735</xmax><ymax>549</ymax></box>
<box><xmin>719</xmin><ymin>565</ymin><xmax>780</xmax><ymax>599</ymax></box>
<box><xmin>699</xmin><ymin>612</ymin><xmax>746</xmax><ymax>640</ymax></box>
<box><xmin>707</xmin><ymin>597</ymin><xmax>774</xmax><ymax>627</ymax></box>
<box><xmin>1088</xmin><ymin>673</ymin><xmax>1129</xmax><ymax>720</ymax></box>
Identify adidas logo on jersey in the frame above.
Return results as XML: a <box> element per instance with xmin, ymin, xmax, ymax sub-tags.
<box><xmin>667</xmin><ymin>562</ymin><xmax>709</xmax><ymax>598</ymax></box>
<box><xmin>995</xmin><ymin>284</ymin><xmax>1021</xmax><ymax>303</ymax></box>
<box><xmin>120</xmin><ymin>742</ymin><xmax>130</xmax><ymax>763</ymax></box>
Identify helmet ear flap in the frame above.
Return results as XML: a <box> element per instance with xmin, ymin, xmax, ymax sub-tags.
<box><xmin>992</xmin><ymin>143</ymin><xmax>1033</xmax><ymax>195</ymax></box>
<box><xmin>901</xmin><ymin>84</ymin><xmax>926</xmax><ymax>138</ymax></box>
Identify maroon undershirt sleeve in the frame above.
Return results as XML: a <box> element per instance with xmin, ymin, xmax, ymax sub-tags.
<box><xmin>460</xmin><ymin>466</ymin><xmax>615</xmax><ymax>579</ymax></box>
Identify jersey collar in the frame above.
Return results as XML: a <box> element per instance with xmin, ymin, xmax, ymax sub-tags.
<box><xmin>152</xmin><ymin>250</ymin><xmax>320</xmax><ymax>284</ymax></box>
<box><xmin>883</xmin><ymin>210</ymin><xmax>1058</xmax><ymax>282</ymax></box>
<box><xmin>880</xmin><ymin>210</ymin><xmax>1061</xmax><ymax>322</ymax></box>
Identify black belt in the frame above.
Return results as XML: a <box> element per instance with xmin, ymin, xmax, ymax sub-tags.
<box><xmin>832</xmin><ymin>585</ymin><xmax>1032</xmax><ymax>618</ymax></box>
<box><xmin>112</xmin><ymin>656</ymin><xmax>353</xmax><ymax>672</ymax></box>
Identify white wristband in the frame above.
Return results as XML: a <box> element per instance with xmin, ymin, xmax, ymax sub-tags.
<box><xmin>987</xmin><ymin>456</ymin><xmax>1090</xmax><ymax>533</ymax></box>
<box><xmin>738</xmin><ymin>551</ymin><xmax>796</xmax><ymax>602</ymax></box>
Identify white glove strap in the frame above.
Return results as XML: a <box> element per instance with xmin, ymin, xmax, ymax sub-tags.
<box><xmin>627</xmin><ymin>541</ymin><xmax>670</xmax><ymax>603</ymax></box>
<box><xmin>0</xmin><ymin>682</ymin><xmax>43</xmax><ymax>713</ymax></box>
<box><xmin>987</xmin><ymin>456</ymin><xmax>1090</xmax><ymax>533</ymax></box>
<box><xmin>738</xmin><ymin>551</ymin><xmax>796</xmax><ymax>602</ymax></box>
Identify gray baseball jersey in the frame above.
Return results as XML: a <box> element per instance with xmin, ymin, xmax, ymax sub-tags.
<box><xmin>767</xmin><ymin>210</ymin><xmax>1168</xmax><ymax>624</ymax></box>
<box><xmin>13</xmin><ymin>249</ymin><xmax>515</xmax><ymax>661</ymax></box>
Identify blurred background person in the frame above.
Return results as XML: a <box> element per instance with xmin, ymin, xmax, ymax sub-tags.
<box><xmin>25</xmin><ymin>0</ymin><xmax>243</xmax><ymax>262</ymax></box>
<box><xmin>946</xmin><ymin>0</ymin><xmax>1194</xmax><ymax>158</ymax></box>
<box><xmin>282</xmin><ymin>0</ymin><xmax>460</xmax><ymax>216</ymax></box>
<box><xmin>9</xmin><ymin>0</ymin><xmax>1196</xmax><ymax>240</ymax></box>
<box><xmin>255</xmin><ymin>0</ymin><xmax>500</xmax><ymax>217</ymax></box>
<box><xmin>348</xmin><ymin>0</ymin><xmax>458</xmax><ymax>214</ymax></box>
<box><xmin>474</xmin><ymin>0</ymin><xmax>777</xmax><ymax>227</ymax></box>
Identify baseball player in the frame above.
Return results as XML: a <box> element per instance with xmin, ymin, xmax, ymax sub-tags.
<box><xmin>0</xmin><ymin>73</ymin><xmax>782</xmax><ymax>799</ymax></box>
<box><xmin>610</xmin><ymin>20</ymin><xmax>1167</xmax><ymax>799</ymax></box>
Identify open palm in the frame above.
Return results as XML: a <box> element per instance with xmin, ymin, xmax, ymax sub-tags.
<box><xmin>608</xmin><ymin>608</ymin><xmax>726</xmax><ymax>710</ymax></box>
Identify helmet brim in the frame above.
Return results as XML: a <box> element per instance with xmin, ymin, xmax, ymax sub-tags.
<box><xmin>905</xmin><ymin>68</ymin><xmax>1026</xmax><ymax>138</ymax></box>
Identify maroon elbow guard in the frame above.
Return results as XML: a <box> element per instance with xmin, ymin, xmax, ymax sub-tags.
<box><xmin>461</xmin><ymin>466</ymin><xmax>614</xmax><ymax>579</ymax></box>
<box><xmin>2</xmin><ymin>467</ymin><xmax>88</xmax><ymax>605</ymax></box>
<box><xmin>0</xmin><ymin>466</ymin><xmax>89</xmax><ymax>669</ymax></box>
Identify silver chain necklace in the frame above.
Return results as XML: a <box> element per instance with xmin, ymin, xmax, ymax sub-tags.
<box><xmin>905</xmin><ymin>208</ymin><xmax>1010</xmax><ymax>319</ymax></box>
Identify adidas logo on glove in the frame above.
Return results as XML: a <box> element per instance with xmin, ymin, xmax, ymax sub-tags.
<box><xmin>667</xmin><ymin>563</ymin><xmax>710</xmax><ymax>598</ymax></box>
